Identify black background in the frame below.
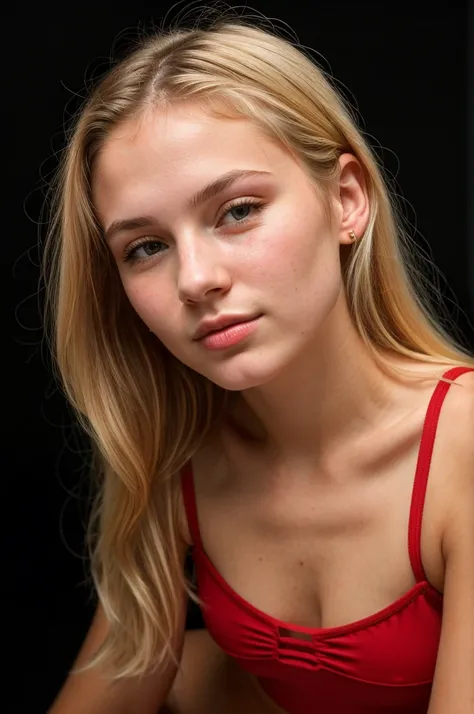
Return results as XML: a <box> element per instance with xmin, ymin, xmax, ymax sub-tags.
<box><xmin>6</xmin><ymin>2</ymin><xmax>473</xmax><ymax>712</ymax></box>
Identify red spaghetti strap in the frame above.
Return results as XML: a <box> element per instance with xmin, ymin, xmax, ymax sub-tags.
<box><xmin>408</xmin><ymin>366</ymin><xmax>474</xmax><ymax>582</ymax></box>
<box><xmin>180</xmin><ymin>461</ymin><xmax>203</xmax><ymax>551</ymax></box>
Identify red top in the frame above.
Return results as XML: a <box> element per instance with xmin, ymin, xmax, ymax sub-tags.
<box><xmin>180</xmin><ymin>366</ymin><xmax>473</xmax><ymax>713</ymax></box>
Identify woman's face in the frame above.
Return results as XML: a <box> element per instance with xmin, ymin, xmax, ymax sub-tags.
<box><xmin>93</xmin><ymin>102</ymin><xmax>354</xmax><ymax>391</ymax></box>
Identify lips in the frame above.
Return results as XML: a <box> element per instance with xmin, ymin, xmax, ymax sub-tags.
<box><xmin>193</xmin><ymin>314</ymin><xmax>259</xmax><ymax>341</ymax></box>
<box><xmin>199</xmin><ymin>316</ymin><xmax>261</xmax><ymax>350</ymax></box>
<box><xmin>204</xmin><ymin>318</ymin><xmax>244</xmax><ymax>336</ymax></box>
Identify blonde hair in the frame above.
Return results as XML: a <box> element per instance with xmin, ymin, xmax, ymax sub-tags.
<box><xmin>42</xmin><ymin>11</ymin><xmax>474</xmax><ymax>681</ymax></box>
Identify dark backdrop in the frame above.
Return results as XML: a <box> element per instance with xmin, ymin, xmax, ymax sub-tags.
<box><xmin>6</xmin><ymin>2</ymin><xmax>473</xmax><ymax>712</ymax></box>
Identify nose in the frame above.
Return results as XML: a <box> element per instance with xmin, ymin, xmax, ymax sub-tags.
<box><xmin>177</xmin><ymin>236</ymin><xmax>231</xmax><ymax>304</ymax></box>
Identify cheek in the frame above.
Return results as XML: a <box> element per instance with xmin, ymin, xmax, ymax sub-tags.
<box><xmin>290</xmin><ymin>231</ymin><xmax>342</xmax><ymax>326</ymax></box>
<box><xmin>244</xmin><ymin>211</ymin><xmax>339</xmax><ymax>301</ymax></box>
<box><xmin>122</xmin><ymin>278</ymin><xmax>177</xmax><ymax>336</ymax></box>
<box><xmin>122</xmin><ymin>279</ymin><xmax>198</xmax><ymax>364</ymax></box>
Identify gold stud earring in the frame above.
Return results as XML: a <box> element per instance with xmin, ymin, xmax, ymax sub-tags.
<box><xmin>348</xmin><ymin>230</ymin><xmax>357</xmax><ymax>242</ymax></box>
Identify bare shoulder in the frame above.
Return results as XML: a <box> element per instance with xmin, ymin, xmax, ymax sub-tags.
<box><xmin>434</xmin><ymin>367</ymin><xmax>474</xmax><ymax>552</ymax></box>
<box><xmin>437</xmin><ymin>366</ymin><xmax>474</xmax><ymax>446</ymax></box>
<box><xmin>395</xmin><ymin>357</ymin><xmax>474</xmax><ymax>422</ymax></box>
<box><xmin>440</xmin><ymin>365</ymin><xmax>474</xmax><ymax>457</ymax></box>
<box><xmin>176</xmin><ymin>428</ymin><xmax>226</xmax><ymax>550</ymax></box>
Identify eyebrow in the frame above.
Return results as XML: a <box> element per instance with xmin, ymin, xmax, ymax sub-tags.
<box><xmin>103</xmin><ymin>168</ymin><xmax>272</xmax><ymax>244</ymax></box>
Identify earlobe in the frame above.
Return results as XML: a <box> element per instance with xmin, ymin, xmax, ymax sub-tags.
<box><xmin>339</xmin><ymin>229</ymin><xmax>359</xmax><ymax>247</ymax></box>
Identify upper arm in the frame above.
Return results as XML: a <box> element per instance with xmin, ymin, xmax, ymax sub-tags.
<box><xmin>428</xmin><ymin>371</ymin><xmax>474</xmax><ymax>713</ymax></box>
<box><xmin>49</xmin><ymin>597</ymin><xmax>187</xmax><ymax>714</ymax></box>
<box><xmin>49</xmin><ymin>581</ymin><xmax>188</xmax><ymax>714</ymax></box>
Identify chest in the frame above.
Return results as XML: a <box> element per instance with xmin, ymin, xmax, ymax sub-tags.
<box><xmin>181</xmin><ymin>404</ymin><xmax>450</xmax><ymax>632</ymax></box>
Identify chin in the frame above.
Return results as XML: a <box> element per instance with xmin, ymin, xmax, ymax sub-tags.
<box><xmin>197</xmin><ymin>351</ymin><xmax>289</xmax><ymax>392</ymax></box>
<box><xmin>208</xmin><ymin>373</ymin><xmax>266</xmax><ymax>392</ymax></box>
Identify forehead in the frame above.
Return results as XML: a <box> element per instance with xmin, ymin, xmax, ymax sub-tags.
<box><xmin>98</xmin><ymin>101</ymin><xmax>280</xmax><ymax>168</ymax></box>
<box><xmin>92</xmin><ymin>102</ymin><xmax>300</xmax><ymax>220</ymax></box>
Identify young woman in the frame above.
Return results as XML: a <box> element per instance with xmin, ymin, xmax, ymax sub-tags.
<box><xmin>45</xmin><ymin>13</ymin><xmax>474</xmax><ymax>714</ymax></box>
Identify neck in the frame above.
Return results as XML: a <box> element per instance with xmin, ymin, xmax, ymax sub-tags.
<box><xmin>224</xmin><ymin>296</ymin><xmax>428</xmax><ymax>474</ymax></box>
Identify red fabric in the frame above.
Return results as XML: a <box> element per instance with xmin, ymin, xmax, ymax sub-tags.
<box><xmin>180</xmin><ymin>366</ymin><xmax>473</xmax><ymax>713</ymax></box>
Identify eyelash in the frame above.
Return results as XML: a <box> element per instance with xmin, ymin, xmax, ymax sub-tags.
<box><xmin>122</xmin><ymin>198</ymin><xmax>265</xmax><ymax>265</ymax></box>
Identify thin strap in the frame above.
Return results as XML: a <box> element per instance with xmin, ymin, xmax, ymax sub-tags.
<box><xmin>180</xmin><ymin>461</ymin><xmax>203</xmax><ymax>551</ymax></box>
<box><xmin>408</xmin><ymin>366</ymin><xmax>474</xmax><ymax>582</ymax></box>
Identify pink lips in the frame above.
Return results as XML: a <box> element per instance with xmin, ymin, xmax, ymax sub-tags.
<box><xmin>199</xmin><ymin>316</ymin><xmax>261</xmax><ymax>350</ymax></box>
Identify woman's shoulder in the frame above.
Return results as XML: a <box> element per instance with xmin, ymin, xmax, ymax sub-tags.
<box><xmin>176</xmin><ymin>429</ymin><xmax>228</xmax><ymax>550</ymax></box>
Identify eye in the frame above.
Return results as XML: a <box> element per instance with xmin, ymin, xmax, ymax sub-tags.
<box><xmin>218</xmin><ymin>198</ymin><xmax>264</xmax><ymax>227</ymax></box>
<box><xmin>122</xmin><ymin>239</ymin><xmax>167</xmax><ymax>264</ymax></box>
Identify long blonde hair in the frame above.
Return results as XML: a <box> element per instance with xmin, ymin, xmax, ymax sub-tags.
<box><xmin>42</xmin><ymin>11</ymin><xmax>474</xmax><ymax>680</ymax></box>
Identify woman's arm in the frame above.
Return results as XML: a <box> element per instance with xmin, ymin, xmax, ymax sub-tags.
<box><xmin>48</xmin><ymin>596</ymin><xmax>187</xmax><ymax>714</ymax></box>
<box><xmin>427</xmin><ymin>375</ymin><xmax>474</xmax><ymax>713</ymax></box>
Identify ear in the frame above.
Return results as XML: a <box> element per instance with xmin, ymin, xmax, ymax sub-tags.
<box><xmin>333</xmin><ymin>153</ymin><xmax>370</xmax><ymax>245</ymax></box>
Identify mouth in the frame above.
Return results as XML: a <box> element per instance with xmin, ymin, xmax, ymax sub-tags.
<box><xmin>197</xmin><ymin>315</ymin><xmax>262</xmax><ymax>350</ymax></box>
<box><xmin>194</xmin><ymin>314</ymin><xmax>261</xmax><ymax>341</ymax></box>
<box><xmin>204</xmin><ymin>319</ymin><xmax>246</xmax><ymax>337</ymax></box>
